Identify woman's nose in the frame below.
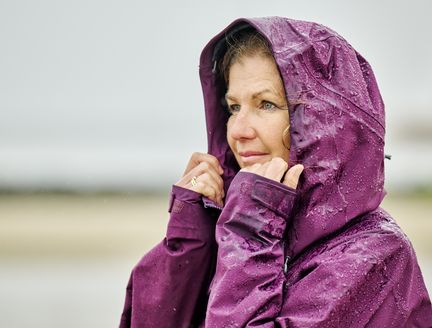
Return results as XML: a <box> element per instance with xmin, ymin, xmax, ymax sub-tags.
<box><xmin>228</xmin><ymin>109</ymin><xmax>256</xmax><ymax>140</ymax></box>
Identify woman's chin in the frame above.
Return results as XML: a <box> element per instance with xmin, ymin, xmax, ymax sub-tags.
<box><xmin>238</xmin><ymin>155</ymin><xmax>271</xmax><ymax>168</ymax></box>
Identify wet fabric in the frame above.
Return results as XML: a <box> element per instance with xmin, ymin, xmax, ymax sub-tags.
<box><xmin>120</xmin><ymin>17</ymin><xmax>432</xmax><ymax>327</ymax></box>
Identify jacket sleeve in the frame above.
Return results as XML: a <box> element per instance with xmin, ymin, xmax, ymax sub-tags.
<box><xmin>204</xmin><ymin>172</ymin><xmax>432</xmax><ymax>328</ymax></box>
<box><xmin>205</xmin><ymin>171</ymin><xmax>297</xmax><ymax>327</ymax></box>
<box><xmin>120</xmin><ymin>185</ymin><xmax>217</xmax><ymax>328</ymax></box>
<box><xmin>275</xmin><ymin>219</ymin><xmax>432</xmax><ymax>327</ymax></box>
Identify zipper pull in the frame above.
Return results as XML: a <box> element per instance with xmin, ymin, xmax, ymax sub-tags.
<box><xmin>284</xmin><ymin>256</ymin><xmax>291</xmax><ymax>274</ymax></box>
<box><xmin>202</xmin><ymin>197</ymin><xmax>223</xmax><ymax>210</ymax></box>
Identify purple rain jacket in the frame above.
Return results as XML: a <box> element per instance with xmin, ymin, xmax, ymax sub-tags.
<box><xmin>120</xmin><ymin>17</ymin><xmax>432</xmax><ymax>327</ymax></box>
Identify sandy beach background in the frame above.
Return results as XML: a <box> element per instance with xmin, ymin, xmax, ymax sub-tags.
<box><xmin>0</xmin><ymin>191</ymin><xmax>430</xmax><ymax>328</ymax></box>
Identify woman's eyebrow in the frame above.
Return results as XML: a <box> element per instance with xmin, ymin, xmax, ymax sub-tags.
<box><xmin>225</xmin><ymin>89</ymin><xmax>279</xmax><ymax>102</ymax></box>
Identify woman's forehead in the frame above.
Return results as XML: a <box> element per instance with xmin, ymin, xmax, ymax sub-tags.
<box><xmin>226</xmin><ymin>57</ymin><xmax>286</xmax><ymax>101</ymax></box>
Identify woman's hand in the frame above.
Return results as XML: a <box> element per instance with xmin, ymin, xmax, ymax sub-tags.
<box><xmin>240</xmin><ymin>157</ymin><xmax>304</xmax><ymax>189</ymax></box>
<box><xmin>175</xmin><ymin>152</ymin><xmax>225</xmax><ymax>207</ymax></box>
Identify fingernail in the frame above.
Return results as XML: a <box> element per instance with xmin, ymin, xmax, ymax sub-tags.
<box><xmin>296</xmin><ymin>165</ymin><xmax>304</xmax><ymax>177</ymax></box>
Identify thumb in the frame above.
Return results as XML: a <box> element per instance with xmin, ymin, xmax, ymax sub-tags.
<box><xmin>282</xmin><ymin>164</ymin><xmax>304</xmax><ymax>189</ymax></box>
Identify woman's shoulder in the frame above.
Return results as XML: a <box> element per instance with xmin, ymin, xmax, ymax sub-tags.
<box><xmin>282</xmin><ymin>208</ymin><xmax>432</xmax><ymax>327</ymax></box>
<box><xmin>287</xmin><ymin>207</ymin><xmax>416</xmax><ymax>277</ymax></box>
<box><xmin>343</xmin><ymin>207</ymin><xmax>409</xmax><ymax>241</ymax></box>
<box><xmin>340</xmin><ymin>207</ymin><xmax>412</xmax><ymax>254</ymax></box>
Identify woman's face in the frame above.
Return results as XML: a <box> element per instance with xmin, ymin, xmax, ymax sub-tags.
<box><xmin>226</xmin><ymin>54</ymin><xmax>290</xmax><ymax>169</ymax></box>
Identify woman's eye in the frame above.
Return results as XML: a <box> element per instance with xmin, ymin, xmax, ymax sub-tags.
<box><xmin>262</xmin><ymin>101</ymin><xmax>277</xmax><ymax>110</ymax></box>
<box><xmin>228</xmin><ymin>104</ymin><xmax>241</xmax><ymax>114</ymax></box>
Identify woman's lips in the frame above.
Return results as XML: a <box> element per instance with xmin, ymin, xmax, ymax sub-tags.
<box><xmin>238</xmin><ymin>151</ymin><xmax>269</xmax><ymax>165</ymax></box>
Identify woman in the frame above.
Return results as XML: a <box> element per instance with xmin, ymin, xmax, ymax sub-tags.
<box><xmin>120</xmin><ymin>17</ymin><xmax>432</xmax><ymax>327</ymax></box>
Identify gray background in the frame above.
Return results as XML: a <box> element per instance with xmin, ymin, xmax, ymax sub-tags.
<box><xmin>1</xmin><ymin>0</ymin><xmax>431</xmax><ymax>192</ymax></box>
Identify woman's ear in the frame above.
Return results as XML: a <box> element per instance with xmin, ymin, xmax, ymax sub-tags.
<box><xmin>282</xmin><ymin>125</ymin><xmax>290</xmax><ymax>150</ymax></box>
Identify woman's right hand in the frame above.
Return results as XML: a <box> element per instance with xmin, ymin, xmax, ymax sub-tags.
<box><xmin>175</xmin><ymin>152</ymin><xmax>225</xmax><ymax>207</ymax></box>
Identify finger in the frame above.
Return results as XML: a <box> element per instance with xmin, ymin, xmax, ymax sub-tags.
<box><xmin>175</xmin><ymin>161</ymin><xmax>225</xmax><ymax>201</ymax></box>
<box><xmin>183</xmin><ymin>152</ymin><xmax>223</xmax><ymax>176</ymax></box>
<box><xmin>194</xmin><ymin>172</ymin><xmax>224</xmax><ymax>200</ymax></box>
<box><xmin>241</xmin><ymin>162</ymin><xmax>272</xmax><ymax>179</ymax></box>
<box><xmin>180</xmin><ymin>165</ymin><xmax>225</xmax><ymax>202</ymax></box>
<box><xmin>192</xmin><ymin>180</ymin><xmax>223</xmax><ymax>206</ymax></box>
<box><xmin>183</xmin><ymin>152</ymin><xmax>204</xmax><ymax>175</ymax></box>
<box><xmin>192</xmin><ymin>181</ymin><xmax>217</xmax><ymax>201</ymax></box>
<box><xmin>282</xmin><ymin>164</ymin><xmax>304</xmax><ymax>189</ymax></box>
<box><xmin>191</xmin><ymin>162</ymin><xmax>224</xmax><ymax>194</ymax></box>
<box><xmin>265</xmin><ymin>157</ymin><xmax>288</xmax><ymax>182</ymax></box>
<box><xmin>240</xmin><ymin>163</ymin><xmax>261</xmax><ymax>173</ymax></box>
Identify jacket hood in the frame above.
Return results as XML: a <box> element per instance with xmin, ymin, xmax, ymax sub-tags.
<box><xmin>199</xmin><ymin>16</ymin><xmax>386</xmax><ymax>258</ymax></box>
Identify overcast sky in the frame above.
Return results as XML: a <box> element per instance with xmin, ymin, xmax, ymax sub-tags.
<box><xmin>1</xmin><ymin>0</ymin><xmax>431</xmax><ymax>191</ymax></box>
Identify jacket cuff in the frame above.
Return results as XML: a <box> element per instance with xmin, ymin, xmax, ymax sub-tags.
<box><xmin>251</xmin><ymin>175</ymin><xmax>297</xmax><ymax>219</ymax></box>
<box><xmin>166</xmin><ymin>185</ymin><xmax>215</xmax><ymax>240</ymax></box>
<box><xmin>230</xmin><ymin>172</ymin><xmax>297</xmax><ymax>219</ymax></box>
<box><xmin>168</xmin><ymin>185</ymin><xmax>202</xmax><ymax>213</ymax></box>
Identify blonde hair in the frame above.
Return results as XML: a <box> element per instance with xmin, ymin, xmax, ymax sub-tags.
<box><xmin>220</xmin><ymin>31</ymin><xmax>273</xmax><ymax>85</ymax></box>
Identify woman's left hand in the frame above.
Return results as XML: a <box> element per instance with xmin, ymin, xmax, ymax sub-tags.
<box><xmin>240</xmin><ymin>157</ymin><xmax>304</xmax><ymax>189</ymax></box>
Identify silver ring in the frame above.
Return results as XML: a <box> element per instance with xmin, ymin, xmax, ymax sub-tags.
<box><xmin>191</xmin><ymin>176</ymin><xmax>198</xmax><ymax>187</ymax></box>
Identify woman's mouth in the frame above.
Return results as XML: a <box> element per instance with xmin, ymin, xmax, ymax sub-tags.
<box><xmin>238</xmin><ymin>151</ymin><xmax>269</xmax><ymax>165</ymax></box>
